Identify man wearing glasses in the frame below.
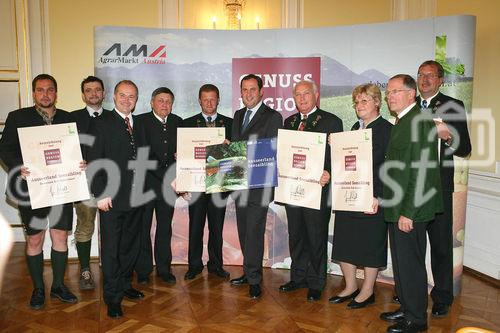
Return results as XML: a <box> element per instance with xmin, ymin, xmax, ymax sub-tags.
<box><xmin>416</xmin><ymin>60</ymin><xmax>471</xmax><ymax>317</ymax></box>
<box><xmin>380</xmin><ymin>74</ymin><xmax>443</xmax><ymax>333</ymax></box>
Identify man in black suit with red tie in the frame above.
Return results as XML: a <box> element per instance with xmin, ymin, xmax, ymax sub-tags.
<box><xmin>417</xmin><ymin>60</ymin><xmax>471</xmax><ymax>317</ymax></box>
<box><xmin>87</xmin><ymin>80</ymin><xmax>145</xmax><ymax>318</ymax></box>
<box><xmin>230</xmin><ymin>74</ymin><xmax>283</xmax><ymax>299</ymax></box>
<box><xmin>279</xmin><ymin>80</ymin><xmax>343</xmax><ymax>301</ymax></box>
<box><xmin>134</xmin><ymin>87</ymin><xmax>182</xmax><ymax>285</ymax></box>
<box><xmin>72</xmin><ymin>75</ymin><xmax>110</xmax><ymax>290</ymax></box>
<box><xmin>181</xmin><ymin>84</ymin><xmax>233</xmax><ymax>280</ymax></box>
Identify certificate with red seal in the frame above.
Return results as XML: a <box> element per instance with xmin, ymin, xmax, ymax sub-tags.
<box><xmin>17</xmin><ymin>122</ymin><xmax>89</xmax><ymax>209</ymax></box>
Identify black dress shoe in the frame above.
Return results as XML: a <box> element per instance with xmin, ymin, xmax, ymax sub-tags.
<box><xmin>50</xmin><ymin>284</ymin><xmax>77</xmax><ymax>303</ymax></box>
<box><xmin>387</xmin><ymin>320</ymin><xmax>427</xmax><ymax>332</ymax></box>
<box><xmin>107</xmin><ymin>303</ymin><xmax>123</xmax><ymax>319</ymax></box>
<box><xmin>431</xmin><ymin>303</ymin><xmax>450</xmax><ymax>317</ymax></box>
<box><xmin>279</xmin><ymin>281</ymin><xmax>308</xmax><ymax>292</ymax></box>
<box><xmin>161</xmin><ymin>272</ymin><xmax>176</xmax><ymax>284</ymax></box>
<box><xmin>393</xmin><ymin>295</ymin><xmax>401</xmax><ymax>304</ymax></box>
<box><xmin>124</xmin><ymin>288</ymin><xmax>145</xmax><ymax>300</ymax></box>
<box><xmin>184</xmin><ymin>268</ymin><xmax>203</xmax><ymax>280</ymax></box>
<box><xmin>329</xmin><ymin>289</ymin><xmax>360</xmax><ymax>304</ymax></box>
<box><xmin>249</xmin><ymin>284</ymin><xmax>262</xmax><ymax>299</ymax></box>
<box><xmin>230</xmin><ymin>275</ymin><xmax>248</xmax><ymax>286</ymax></box>
<box><xmin>380</xmin><ymin>309</ymin><xmax>405</xmax><ymax>322</ymax></box>
<box><xmin>208</xmin><ymin>267</ymin><xmax>230</xmax><ymax>278</ymax></box>
<box><xmin>307</xmin><ymin>289</ymin><xmax>322</xmax><ymax>301</ymax></box>
<box><xmin>347</xmin><ymin>293</ymin><xmax>375</xmax><ymax>309</ymax></box>
<box><xmin>30</xmin><ymin>288</ymin><xmax>45</xmax><ymax>310</ymax></box>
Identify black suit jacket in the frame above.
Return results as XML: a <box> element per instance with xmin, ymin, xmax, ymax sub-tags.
<box><xmin>182</xmin><ymin>112</ymin><xmax>233</xmax><ymax>140</ymax></box>
<box><xmin>134</xmin><ymin>111</ymin><xmax>182</xmax><ymax>197</ymax></box>
<box><xmin>72</xmin><ymin>107</ymin><xmax>110</xmax><ymax>160</ymax></box>
<box><xmin>87</xmin><ymin>109</ymin><xmax>140</xmax><ymax>210</ymax></box>
<box><xmin>231</xmin><ymin>102</ymin><xmax>283</xmax><ymax>141</ymax></box>
<box><xmin>0</xmin><ymin>106</ymin><xmax>75</xmax><ymax>203</ymax></box>
<box><xmin>417</xmin><ymin>92</ymin><xmax>472</xmax><ymax>192</ymax></box>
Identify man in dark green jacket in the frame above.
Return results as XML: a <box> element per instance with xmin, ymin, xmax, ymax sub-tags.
<box><xmin>380</xmin><ymin>74</ymin><xmax>443</xmax><ymax>333</ymax></box>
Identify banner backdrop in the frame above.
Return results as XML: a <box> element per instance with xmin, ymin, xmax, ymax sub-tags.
<box><xmin>94</xmin><ymin>15</ymin><xmax>475</xmax><ymax>294</ymax></box>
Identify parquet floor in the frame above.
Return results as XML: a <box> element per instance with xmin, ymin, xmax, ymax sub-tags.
<box><xmin>0</xmin><ymin>243</ymin><xmax>499</xmax><ymax>332</ymax></box>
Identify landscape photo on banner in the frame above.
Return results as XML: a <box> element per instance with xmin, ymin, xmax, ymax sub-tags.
<box><xmin>95</xmin><ymin>15</ymin><xmax>475</xmax><ymax>293</ymax></box>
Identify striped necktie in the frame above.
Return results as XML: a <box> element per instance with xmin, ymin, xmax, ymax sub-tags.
<box><xmin>242</xmin><ymin>109</ymin><xmax>252</xmax><ymax>131</ymax></box>
<box><xmin>125</xmin><ymin>116</ymin><xmax>133</xmax><ymax>135</ymax></box>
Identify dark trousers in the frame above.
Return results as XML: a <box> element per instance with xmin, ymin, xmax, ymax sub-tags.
<box><xmin>428</xmin><ymin>190</ymin><xmax>454</xmax><ymax>305</ymax></box>
<box><xmin>135</xmin><ymin>198</ymin><xmax>175</xmax><ymax>278</ymax></box>
<box><xmin>233</xmin><ymin>188</ymin><xmax>273</xmax><ymax>285</ymax></box>
<box><xmin>389</xmin><ymin>222</ymin><xmax>429</xmax><ymax>325</ymax></box>
<box><xmin>187</xmin><ymin>192</ymin><xmax>228</xmax><ymax>271</ymax></box>
<box><xmin>285</xmin><ymin>204</ymin><xmax>330</xmax><ymax>290</ymax></box>
<box><xmin>100</xmin><ymin>207</ymin><xmax>143</xmax><ymax>305</ymax></box>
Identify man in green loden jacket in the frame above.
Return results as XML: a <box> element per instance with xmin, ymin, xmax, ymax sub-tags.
<box><xmin>380</xmin><ymin>74</ymin><xmax>443</xmax><ymax>333</ymax></box>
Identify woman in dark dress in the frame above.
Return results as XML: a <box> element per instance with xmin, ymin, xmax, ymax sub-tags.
<box><xmin>329</xmin><ymin>83</ymin><xmax>392</xmax><ymax>309</ymax></box>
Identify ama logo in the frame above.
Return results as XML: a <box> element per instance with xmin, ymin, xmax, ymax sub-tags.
<box><xmin>99</xmin><ymin>43</ymin><xmax>166</xmax><ymax>65</ymax></box>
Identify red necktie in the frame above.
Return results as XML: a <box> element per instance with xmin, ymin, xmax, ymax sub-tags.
<box><xmin>298</xmin><ymin>115</ymin><xmax>307</xmax><ymax>131</ymax></box>
<box><xmin>125</xmin><ymin>116</ymin><xmax>133</xmax><ymax>135</ymax></box>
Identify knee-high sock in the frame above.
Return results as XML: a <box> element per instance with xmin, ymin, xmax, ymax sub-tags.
<box><xmin>76</xmin><ymin>240</ymin><xmax>91</xmax><ymax>271</ymax></box>
<box><xmin>51</xmin><ymin>248</ymin><xmax>68</xmax><ymax>288</ymax></box>
<box><xmin>26</xmin><ymin>252</ymin><xmax>44</xmax><ymax>289</ymax></box>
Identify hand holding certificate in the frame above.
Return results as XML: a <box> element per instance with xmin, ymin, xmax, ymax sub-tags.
<box><xmin>17</xmin><ymin>122</ymin><xmax>89</xmax><ymax>209</ymax></box>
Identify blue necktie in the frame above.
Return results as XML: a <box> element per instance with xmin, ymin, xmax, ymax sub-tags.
<box><xmin>421</xmin><ymin>99</ymin><xmax>428</xmax><ymax>108</ymax></box>
<box><xmin>242</xmin><ymin>109</ymin><xmax>252</xmax><ymax>131</ymax></box>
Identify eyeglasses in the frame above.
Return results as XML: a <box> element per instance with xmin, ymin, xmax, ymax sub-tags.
<box><xmin>417</xmin><ymin>73</ymin><xmax>440</xmax><ymax>79</ymax></box>
<box><xmin>353</xmin><ymin>97</ymin><xmax>374</xmax><ymax>107</ymax></box>
<box><xmin>384</xmin><ymin>89</ymin><xmax>411</xmax><ymax>97</ymax></box>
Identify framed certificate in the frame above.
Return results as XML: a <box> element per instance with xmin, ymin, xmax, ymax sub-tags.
<box><xmin>330</xmin><ymin>129</ymin><xmax>373</xmax><ymax>212</ymax></box>
<box><xmin>17</xmin><ymin>122</ymin><xmax>89</xmax><ymax>209</ymax></box>
<box><xmin>176</xmin><ymin>127</ymin><xmax>226</xmax><ymax>192</ymax></box>
<box><xmin>274</xmin><ymin>129</ymin><xmax>326</xmax><ymax>210</ymax></box>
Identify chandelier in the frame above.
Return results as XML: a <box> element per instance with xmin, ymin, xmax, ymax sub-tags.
<box><xmin>224</xmin><ymin>0</ymin><xmax>245</xmax><ymax>29</ymax></box>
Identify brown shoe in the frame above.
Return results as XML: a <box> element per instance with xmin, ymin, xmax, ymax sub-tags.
<box><xmin>79</xmin><ymin>269</ymin><xmax>95</xmax><ymax>290</ymax></box>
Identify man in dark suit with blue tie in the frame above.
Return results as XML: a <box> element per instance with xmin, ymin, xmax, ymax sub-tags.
<box><xmin>230</xmin><ymin>74</ymin><xmax>283</xmax><ymax>299</ymax></box>
<box><xmin>72</xmin><ymin>75</ymin><xmax>110</xmax><ymax>290</ymax></box>
<box><xmin>182</xmin><ymin>84</ymin><xmax>233</xmax><ymax>280</ymax></box>
<box><xmin>279</xmin><ymin>80</ymin><xmax>343</xmax><ymax>301</ymax></box>
<box><xmin>134</xmin><ymin>87</ymin><xmax>182</xmax><ymax>285</ymax></box>
<box><xmin>87</xmin><ymin>80</ymin><xmax>145</xmax><ymax>318</ymax></box>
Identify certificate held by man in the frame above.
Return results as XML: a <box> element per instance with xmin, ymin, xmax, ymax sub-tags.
<box><xmin>176</xmin><ymin>127</ymin><xmax>226</xmax><ymax>192</ymax></box>
<box><xmin>17</xmin><ymin>122</ymin><xmax>89</xmax><ymax>209</ymax></box>
<box><xmin>330</xmin><ymin>129</ymin><xmax>373</xmax><ymax>212</ymax></box>
<box><xmin>275</xmin><ymin>129</ymin><xmax>326</xmax><ymax>210</ymax></box>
